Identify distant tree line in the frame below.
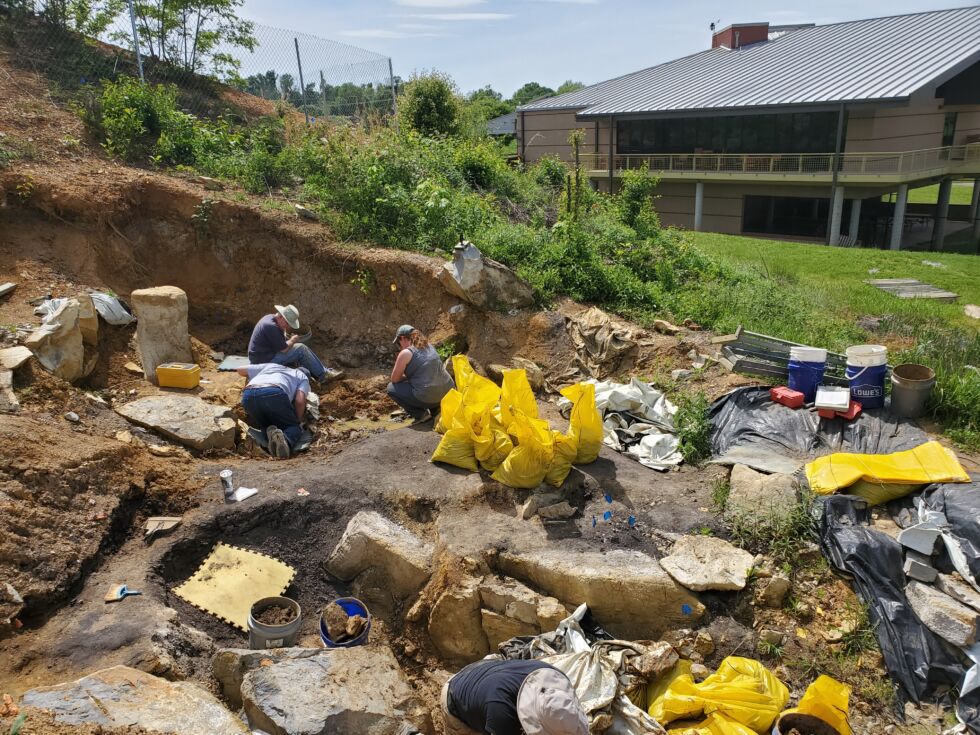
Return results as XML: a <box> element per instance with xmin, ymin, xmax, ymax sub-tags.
<box><xmin>463</xmin><ymin>80</ymin><xmax>585</xmax><ymax>132</ymax></box>
<box><xmin>239</xmin><ymin>70</ymin><xmax>400</xmax><ymax>118</ymax></box>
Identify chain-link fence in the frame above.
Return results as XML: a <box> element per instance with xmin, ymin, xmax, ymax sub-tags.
<box><xmin>0</xmin><ymin>1</ymin><xmax>397</xmax><ymax>121</ymax></box>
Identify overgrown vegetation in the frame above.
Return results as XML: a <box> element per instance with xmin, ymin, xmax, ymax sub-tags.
<box><xmin>70</xmin><ymin>73</ymin><xmax>980</xmax><ymax>447</ymax></box>
<box><xmin>674</xmin><ymin>391</ymin><xmax>712</xmax><ymax>465</ymax></box>
<box><xmin>726</xmin><ymin>490</ymin><xmax>817</xmax><ymax>568</ymax></box>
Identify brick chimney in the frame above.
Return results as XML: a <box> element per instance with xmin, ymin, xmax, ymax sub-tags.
<box><xmin>712</xmin><ymin>22</ymin><xmax>769</xmax><ymax>49</ymax></box>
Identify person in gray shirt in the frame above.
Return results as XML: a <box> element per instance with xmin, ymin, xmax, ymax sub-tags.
<box><xmin>237</xmin><ymin>363</ymin><xmax>310</xmax><ymax>459</ymax></box>
<box><xmin>388</xmin><ymin>325</ymin><xmax>455</xmax><ymax>424</ymax></box>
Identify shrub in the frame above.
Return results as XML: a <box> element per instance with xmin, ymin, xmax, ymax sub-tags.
<box><xmin>397</xmin><ymin>71</ymin><xmax>462</xmax><ymax>138</ymax></box>
<box><xmin>533</xmin><ymin>155</ymin><xmax>567</xmax><ymax>191</ymax></box>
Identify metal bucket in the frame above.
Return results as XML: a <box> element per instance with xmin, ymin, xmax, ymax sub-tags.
<box><xmin>890</xmin><ymin>363</ymin><xmax>936</xmax><ymax>419</ymax></box>
<box><xmin>248</xmin><ymin>596</ymin><xmax>301</xmax><ymax>650</ymax></box>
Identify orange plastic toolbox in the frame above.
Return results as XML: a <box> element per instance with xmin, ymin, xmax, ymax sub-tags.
<box><xmin>156</xmin><ymin>362</ymin><xmax>200</xmax><ymax>389</ymax></box>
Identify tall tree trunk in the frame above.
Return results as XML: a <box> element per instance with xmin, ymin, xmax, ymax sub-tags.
<box><xmin>189</xmin><ymin>10</ymin><xmax>202</xmax><ymax>72</ymax></box>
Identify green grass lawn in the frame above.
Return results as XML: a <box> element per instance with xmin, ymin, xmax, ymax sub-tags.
<box><xmin>882</xmin><ymin>180</ymin><xmax>976</xmax><ymax>206</ymax></box>
<box><xmin>691</xmin><ymin>231</ymin><xmax>980</xmax><ymax>337</ymax></box>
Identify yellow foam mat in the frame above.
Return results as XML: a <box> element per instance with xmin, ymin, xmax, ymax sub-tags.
<box><xmin>805</xmin><ymin>440</ymin><xmax>970</xmax><ymax>497</ymax></box>
<box><xmin>173</xmin><ymin>542</ymin><xmax>295</xmax><ymax>631</ymax></box>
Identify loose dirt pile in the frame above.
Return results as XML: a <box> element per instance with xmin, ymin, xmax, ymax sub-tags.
<box><xmin>254</xmin><ymin>604</ymin><xmax>297</xmax><ymax>626</ymax></box>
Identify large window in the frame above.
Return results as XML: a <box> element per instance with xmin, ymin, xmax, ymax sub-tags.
<box><xmin>743</xmin><ymin>195</ymin><xmax>831</xmax><ymax>238</ymax></box>
<box><xmin>942</xmin><ymin>112</ymin><xmax>957</xmax><ymax>147</ymax></box>
<box><xmin>617</xmin><ymin>111</ymin><xmax>841</xmax><ymax>155</ymax></box>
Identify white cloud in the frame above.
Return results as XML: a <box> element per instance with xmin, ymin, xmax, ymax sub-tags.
<box><xmin>397</xmin><ymin>22</ymin><xmax>445</xmax><ymax>30</ymax></box>
<box><xmin>394</xmin><ymin>0</ymin><xmax>484</xmax><ymax>6</ymax></box>
<box><xmin>398</xmin><ymin>12</ymin><xmax>512</xmax><ymax>20</ymax></box>
<box><xmin>526</xmin><ymin>0</ymin><xmax>599</xmax><ymax>3</ymax></box>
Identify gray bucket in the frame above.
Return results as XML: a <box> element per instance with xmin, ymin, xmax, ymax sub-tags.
<box><xmin>890</xmin><ymin>363</ymin><xmax>936</xmax><ymax>419</ymax></box>
<box><xmin>248</xmin><ymin>596</ymin><xmax>301</xmax><ymax>650</ymax></box>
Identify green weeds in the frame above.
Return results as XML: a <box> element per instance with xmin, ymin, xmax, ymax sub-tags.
<box><xmin>674</xmin><ymin>391</ymin><xmax>712</xmax><ymax>465</ymax></box>
<box><xmin>727</xmin><ymin>490</ymin><xmax>816</xmax><ymax>568</ymax></box>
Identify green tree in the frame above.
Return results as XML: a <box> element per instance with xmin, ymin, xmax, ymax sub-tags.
<box><xmin>126</xmin><ymin>0</ymin><xmax>256</xmax><ymax>76</ymax></box>
<box><xmin>510</xmin><ymin>82</ymin><xmax>555</xmax><ymax>107</ymax></box>
<box><xmin>397</xmin><ymin>71</ymin><xmax>462</xmax><ymax>137</ymax></box>
<box><xmin>32</xmin><ymin>0</ymin><xmax>125</xmax><ymax>35</ymax></box>
<box><xmin>556</xmin><ymin>80</ymin><xmax>585</xmax><ymax>95</ymax></box>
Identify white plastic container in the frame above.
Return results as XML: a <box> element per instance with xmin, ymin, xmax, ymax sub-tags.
<box><xmin>789</xmin><ymin>346</ymin><xmax>827</xmax><ymax>363</ymax></box>
<box><xmin>845</xmin><ymin>345</ymin><xmax>887</xmax><ymax>367</ymax></box>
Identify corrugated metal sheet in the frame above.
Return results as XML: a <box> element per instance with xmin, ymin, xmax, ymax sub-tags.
<box><xmin>518</xmin><ymin>7</ymin><xmax>980</xmax><ymax>117</ymax></box>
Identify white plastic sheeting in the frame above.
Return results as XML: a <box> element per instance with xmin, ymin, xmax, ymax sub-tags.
<box><xmin>559</xmin><ymin>378</ymin><xmax>682</xmax><ymax>471</ymax></box>
<box><xmin>34</xmin><ymin>293</ymin><xmax>134</xmax><ymax>326</ymax></box>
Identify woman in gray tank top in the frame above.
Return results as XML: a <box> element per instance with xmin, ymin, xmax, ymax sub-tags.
<box><xmin>387</xmin><ymin>325</ymin><xmax>455</xmax><ymax>424</ymax></box>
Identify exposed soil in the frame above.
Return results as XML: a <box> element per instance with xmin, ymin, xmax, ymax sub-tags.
<box><xmin>254</xmin><ymin>604</ymin><xmax>297</xmax><ymax>626</ymax></box>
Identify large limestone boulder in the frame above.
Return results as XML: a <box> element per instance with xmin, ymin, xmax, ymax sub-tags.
<box><xmin>214</xmin><ymin>648</ymin><xmax>326</xmax><ymax>710</ymax></box>
<box><xmin>497</xmin><ymin>548</ymin><xmax>704</xmax><ymax>639</ymax></box>
<box><xmin>727</xmin><ymin>465</ymin><xmax>798</xmax><ymax>522</ymax></box>
<box><xmin>326</xmin><ymin>512</ymin><xmax>434</xmax><ymax>608</ymax></box>
<box><xmin>24</xmin><ymin>299</ymin><xmax>84</xmax><ymax>382</ymax></box>
<box><xmin>116</xmin><ymin>395</ymin><xmax>236</xmax><ymax>450</ymax></box>
<box><xmin>482</xmin><ymin>609</ymin><xmax>537</xmax><ymax>650</ymax></box>
<box><xmin>427</xmin><ymin>575</ymin><xmax>489</xmax><ymax>663</ymax></box>
<box><xmin>240</xmin><ymin>646</ymin><xmax>423</xmax><ymax>735</ymax></box>
<box><xmin>131</xmin><ymin>286</ymin><xmax>192</xmax><ymax>383</ymax></box>
<box><xmin>438</xmin><ymin>241</ymin><xmax>534</xmax><ymax>312</ymax></box>
<box><xmin>906</xmin><ymin>581</ymin><xmax>978</xmax><ymax>648</ymax></box>
<box><xmin>21</xmin><ymin>665</ymin><xmax>248</xmax><ymax>734</ymax></box>
<box><xmin>660</xmin><ymin>535</ymin><xmax>755</xmax><ymax>592</ymax></box>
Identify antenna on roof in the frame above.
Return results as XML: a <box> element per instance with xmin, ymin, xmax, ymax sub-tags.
<box><xmin>710</xmin><ymin>19</ymin><xmax>720</xmax><ymax>32</ymax></box>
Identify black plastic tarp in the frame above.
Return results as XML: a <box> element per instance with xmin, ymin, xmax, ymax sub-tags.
<box><xmin>709</xmin><ymin>387</ymin><xmax>928</xmax><ymax>474</ymax></box>
<box><xmin>921</xmin><ymin>480</ymin><xmax>980</xmax><ymax>585</ymax></box>
<box><xmin>819</xmin><ymin>494</ymin><xmax>979</xmax><ymax>733</ymax></box>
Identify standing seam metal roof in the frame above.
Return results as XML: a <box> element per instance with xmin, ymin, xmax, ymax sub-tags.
<box><xmin>516</xmin><ymin>6</ymin><xmax>980</xmax><ymax>117</ymax></box>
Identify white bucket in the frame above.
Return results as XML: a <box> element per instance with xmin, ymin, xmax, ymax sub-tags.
<box><xmin>789</xmin><ymin>346</ymin><xmax>827</xmax><ymax>363</ymax></box>
<box><xmin>844</xmin><ymin>344</ymin><xmax>887</xmax><ymax>367</ymax></box>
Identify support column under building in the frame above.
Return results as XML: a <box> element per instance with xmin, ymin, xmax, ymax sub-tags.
<box><xmin>932</xmin><ymin>177</ymin><xmax>952</xmax><ymax>251</ymax></box>
<box><xmin>828</xmin><ymin>186</ymin><xmax>845</xmax><ymax>246</ymax></box>
<box><xmin>970</xmin><ymin>178</ymin><xmax>980</xmax><ymax>246</ymax></box>
<box><xmin>694</xmin><ymin>182</ymin><xmax>704</xmax><ymax>231</ymax></box>
<box><xmin>890</xmin><ymin>184</ymin><xmax>908</xmax><ymax>251</ymax></box>
<box><xmin>848</xmin><ymin>198</ymin><xmax>862</xmax><ymax>242</ymax></box>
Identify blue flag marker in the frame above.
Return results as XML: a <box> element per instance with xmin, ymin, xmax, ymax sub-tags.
<box><xmin>681</xmin><ymin>604</ymin><xmax>693</xmax><ymax>615</ymax></box>
<box><xmin>603</xmin><ymin>510</ymin><xmax>612</xmax><ymax>522</ymax></box>
<box><xmin>604</xmin><ymin>494</ymin><xmax>613</xmax><ymax>504</ymax></box>
<box><xmin>628</xmin><ymin>515</ymin><xmax>636</xmax><ymax>528</ymax></box>
<box><xmin>592</xmin><ymin>515</ymin><xmax>597</xmax><ymax>528</ymax></box>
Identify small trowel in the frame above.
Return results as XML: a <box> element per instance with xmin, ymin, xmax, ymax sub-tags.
<box><xmin>144</xmin><ymin>516</ymin><xmax>182</xmax><ymax>544</ymax></box>
<box><xmin>104</xmin><ymin>584</ymin><xmax>142</xmax><ymax>602</ymax></box>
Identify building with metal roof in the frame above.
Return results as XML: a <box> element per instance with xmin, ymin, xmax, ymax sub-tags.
<box><xmin>486</xmin><ymin>111</ymin><xmax>516</xmax><ymax>137</ymax></box>
<box><xmin>516</xmin><ymin>7</ymin><xmax>980</xmax><ymax>250</ymax></box>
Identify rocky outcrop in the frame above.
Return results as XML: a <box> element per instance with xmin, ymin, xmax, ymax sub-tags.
<box><xmin>240</xmin><ymin>646</ymin><xmax>423</xmax><ymax>735</ymax></box>
<box><xmin>131</xmin><ymin>286</ymin><xmax>192</xmax><ymax>383</ymax></box>
<box><xmin>427</xmin><ymin>575</ymin><xmax>489</xmax><ymax>663</ymax></box>
<box><xmin>326</xmin><ymin>512</ymin><xmax>434</xmax><ymax>612</ymax></box>
<box><xmin>21</xmin><ymin>665</ymin><xmax>248</xmax><ymax>734</ymax></box>
<box><xmin>24</xmin><ymin>299</ymin><xmax>84</xmax><ymax>382</ymax></box>
<box><xmin>76</xmin><ymin>292</ymin><xmax>99</xmax><ymax>346</ymax></box>
<box><xmin>438</xmin><ymin>241</ymin><xmax>534</xmax><ymax>312</ymax></box>
<box><xmin>497</xmin><ymin>548</ymin><xmax>704</xmax><ymax>639</ymax></box>
<box><xmin>726</xmin><ymin>465</ymin><xmax>798</xmax><ymax>521</ymax></box>
<box><xmin>116</xmin><ymin>395</ymin><xmax>236</xmax><ymax>450</ymax></box>
<box><xmin>660</xmin><ymin>535</ymin><xmax>755</xmax><ymax>592</ymax></box>
<box><xmin>214</xmin><ymin>648</ymin><xmax>327</xmax><ymax>710</ymax></box>
<box><xmin>906</xmin><ymin>581</ymin><xmax>978</xmax><ymax>648</ymax></box>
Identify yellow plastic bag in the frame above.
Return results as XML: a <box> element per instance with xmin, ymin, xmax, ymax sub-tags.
<box><xmin>560</xmin><ymin>382</ymin><xmax>603</xmax><ymax>464</ymax></box>
<box><xmin>805</xmin><ymin>441</ymin><xmax>970</xmax><ymax>498</ymax></box>
<box><xmin>491</xmin><ymin>412</ymin><xmax>554</xmax><ymax>488</ymax></box>
<box><xmin>434</xmin><ymin>389</ymin><xmax>463</xmax><ymax>434</ymax></box>
<box><xmin>473</xmin><ymin>410</ymin><xmax>514</xmax><ymax>472</ymax></box>
<box><xmin>544</xmin><ymin>430</ymin><xmax>578</xmax><ymax>487</ymax></box>
<box><xmin>430</xmin><ymin>425</ymin><xmax>479</xmax><ymax>472</ymax></box>
<box><xmin>648</xmin><ymin>656</ymin><xmax>789</xmax><ymax>732</ymax></box>
<box><xmin>500</xmin><ymin>369</ymin><xmax>538</xmax><ymax>428</ymax></box>
<box><xmin>451</xmin><ymin>354</ymin><xmax>475</xmax><ymax>393</ymax></box>
<box><xmin>462</xmin><ymin>373</ymin><xmax>502</xmax><ymax>412</ymax></box>
<box><xmin>666</xmin><ymin>713</ymin><xmax>757</xmax><ymax>735</ymax></box>
<box><xmin>776</xmin><ymin>675</ymin><xmax>851</xmax><ymax>735</ymax></box>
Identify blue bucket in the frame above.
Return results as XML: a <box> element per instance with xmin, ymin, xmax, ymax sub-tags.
<box><xmin>845</xmin><ymin>345</ymin><xmax>887</xmax><ymax>410</ymax></box>
<box><xmin>787</xmin><ymin>347</ymin><xmax>827</xmax><ymax>403</ymax></box>
<box><xmin>319</xmin><ymin>597</ymin><xmax>371</xmax><ymax>648</ymax></box>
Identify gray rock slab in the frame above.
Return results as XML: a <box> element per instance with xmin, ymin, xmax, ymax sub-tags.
<box><xmin>214</xmin><ymin>648</ymin><xmax>325</xmax><ymax>710</ymax></box>
<box><xmin>0</xmin><ymin>369</ymin><xmax>18</xmax><ymax>413</ymax></box>
<box><xmin>241</xmin><ymin>646</ymin><xmax>422</xmax><ymax>735</ymax></box>
<box><xmin>898</xmin><ymin>523</ymin><xmax>941</xmax><ymax>556</ymax></box>
<box><xmin>906</xmin><ymin>580</ymin><xmax>978</xmax><ymax>648</ymax></box>
<box><xmin>116</xmin><ymin>395</ymin><xmax>236</xmax><ymax>450</ymax></box>
<box><xmin>0</xmin><ymin>346</ymin><xmax>32</xmax><ymax>370</ymax></box>
<box><xmin>936</xmin><ymin>573</ymin><xmax>980</xmax><ymax>614</ymax></box>
<box><xmin>497</xmin><ymin>547</ymin><xmax>704</xmax><ymax>639</ymax></box>
<box><xmin>131</xmin><ymin>286</ymin><xmax>192</xmax><ymax>383</ymax></box>
<box><xmin>660</xmin><ymin>535</ymin><xmax>755</xmax><ymax>592</ymax></box>
<box><xmin>325</xmin><ymin>511</ymin><xmax>434</xmax><ymax>602</ymax></box>
<box><xmin>904</xmin><ymin>553</ymin><xmax>938</xmax><ymax>584</ymax></box>
<box><xmin>21</xmin><ymin>665</ymin><xmax>248</xmax><ymax>734</ymax></box>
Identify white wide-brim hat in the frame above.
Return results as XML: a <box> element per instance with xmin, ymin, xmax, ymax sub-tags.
<box><xmin>275</xmin><ymin>304</ymin><xmax>300</xmax><ymax>330</ymax></box>
<box><xmin>517</xmin><ymin>668</ymin><xmax>589</xmax><ymax>735</ymax></box>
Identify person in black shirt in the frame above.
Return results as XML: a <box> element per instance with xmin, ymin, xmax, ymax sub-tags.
<box><xmin>440</xmin><ymin>659</ymin><xmax>589</xmax><ymax>735</ymax></box>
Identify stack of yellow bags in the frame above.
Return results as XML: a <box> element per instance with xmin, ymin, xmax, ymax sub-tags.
<box><xmin>430</xmin><ymin>355</ymin><xmax>603</xmax><ymax>488</ymax></box>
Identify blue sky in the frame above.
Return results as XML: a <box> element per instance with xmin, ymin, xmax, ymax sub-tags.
<box><xmin>239</xmin><ymin>0</ymin><xmax>966</xmax><ymax>96</ymax></box>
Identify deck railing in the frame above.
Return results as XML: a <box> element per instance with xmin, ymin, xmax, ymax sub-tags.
<box><xmin>580</xmin><ymin>144</ymin><xmax>980</xmax><ymax>178</ymax></box>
